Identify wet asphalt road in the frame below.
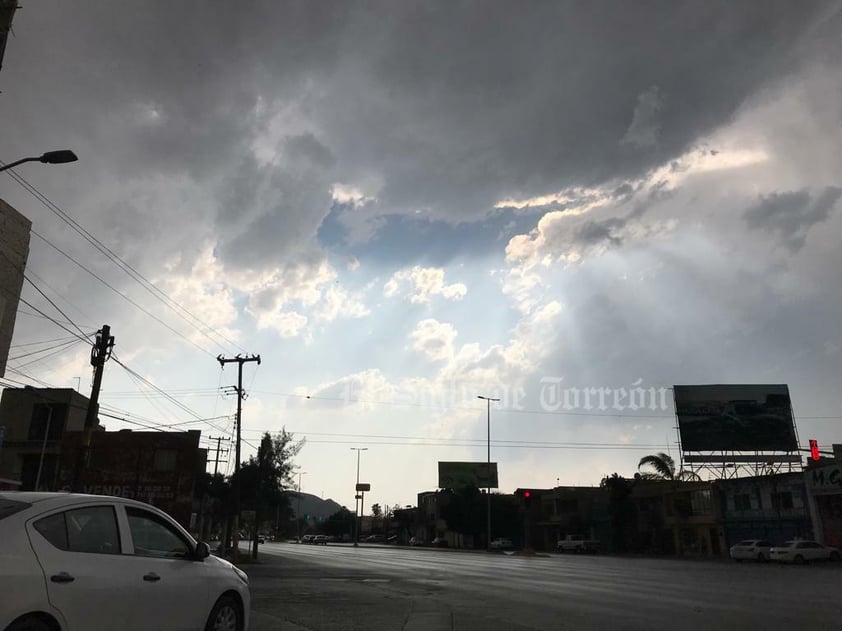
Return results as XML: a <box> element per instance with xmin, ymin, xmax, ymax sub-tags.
<box><xmin>245</xmin><ymin>543</ymin><xmax>842</xmax><ymax>631</ymax></box>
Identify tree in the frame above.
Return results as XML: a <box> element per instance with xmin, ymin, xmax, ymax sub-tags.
<box><xmin>324</xmin><ymin>508</ymin><xmax>355</xmax><ymax>538</ymax></box>
<box><xmin>600</xmin><ymin>473</ymin><xmax>636</xmax><ymax>553</ymax></box>
<box><xmin>237</xmin><ymin>428</ymin><xmax>304</xmax><ymax>559</ymax></box>
<box><xmin>637</xmin><ymin>452</ymin><xmax>700</xmax><ymax>481</ymax></box>
<box><xmin>371</xmin><ymin>503</ymin><xmax>383</xmax><ymax>517</ymax></box>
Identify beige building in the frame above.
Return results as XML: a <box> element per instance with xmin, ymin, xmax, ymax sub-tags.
<box><xmin>0</xmin><ymin>198</ymin><xmax>31</xmax><ymax>378</ymax></box>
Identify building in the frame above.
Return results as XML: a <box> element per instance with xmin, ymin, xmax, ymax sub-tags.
<box><xmin>714</xmin><ymin>472</ymin><xmax>812</xmax><ymax>547</ymax></box>
<box><xmin>533</xmin><ymin>486</ymin><xmax>611</xmax><ymax>552</ymax></box>
<box><xmin>632</xmin><ymin>480</ymin><xmax>724</xmax><ymax>557</ymax></box>
<box><xmin>57</xmin><ymin>429</ymin><xmax>206</xmax><ymax>528</ymax></box>
<box><xmin>0</xmin><ymin>387</ymin><xmax>96</xmax><ymax>489</ymax></box>
<box><xmin>0</xmin><ymin>199</ymin><xmax>31</xmax><ymax>378</ymax></box>
<box><xmin>804</xmin><ymin>444</ymin><xmax>842</xmax><ymax>548</ymax></box>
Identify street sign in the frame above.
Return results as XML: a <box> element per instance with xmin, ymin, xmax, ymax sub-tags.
<box><xmin>354</xmin><ymin>494</ymin><xmax>362</xmax><ymax>500</ymax></box>
<box><xmin>356</xmin><ymin>483</ymin><xmax>371</xmax><ymax>492</ymax></box>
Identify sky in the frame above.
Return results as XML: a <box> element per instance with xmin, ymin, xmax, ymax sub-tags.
<box><xmin>1</xmin><ymin>1</ymin><xmax>841</xmax><ymax>511</ymax></box>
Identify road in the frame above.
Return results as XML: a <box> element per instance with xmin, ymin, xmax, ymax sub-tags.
<box><xmin>246</xmin><ymin>543</ymin><xmax>842</xmax><ymax>631</ymax></box>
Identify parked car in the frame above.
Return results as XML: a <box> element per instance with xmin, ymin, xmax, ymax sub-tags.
<box><xmin>312</xmin><ymin>535</ymin><xmax>328</xmax><ymax>545</ymax></box>
<box><xmin>409</xmin><ymin>536</ymin><xmax>424</xmax><ymax>546</ymax></box>
<box><xmin>729</xmin><ymin>539</ymin><xmax>773</xmax><ymax>562</ymax></box>
<box><xmin>557</xmin><ymin>535</ymin><xmax>599</xmax><ymax>553</ymax></box>
<box><xmin>769</xmin><ymin>540</ymin><xmax>842</xmax><ymax>564</ymax></box>
<box><xmin>301</xmin><ymin>534</ymin><xmax>314</xmax><ymax>544</ymax></box>
<box><xmin>256</xmin><ymin>535</ymin><xmax>265</xmax><ymax>544</ymax></box>
<box><xmin>431</xmin><ymin>537</ymin><xmax>449</xmax><ymax>547</ymax></box>
<box><xmin>490</xmin><ymin>538</ymin><xmax>513</xmax><ymax>550</ymax></box>
<box><xmin>386</xmin><ymin>535</ymin><xmax>398</xmax><ymax>544</ymax></box>
<box><xmin>365</xmin><ymin>534</ymin><xmax>386</xmax><ymax>543</ymax></box>
<box><xmin>0</xmin><ymin>492</ymin><xmax>250</xmax><ymax>631</ymax></box>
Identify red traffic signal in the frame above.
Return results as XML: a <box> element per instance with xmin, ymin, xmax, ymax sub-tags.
<box><xmin>809</xmin><ymin>439</ymin><xmax>820</xmax><ymax>461</ymax></box>
<box><xmin>523</xmin><ymin>491</ymin><xmax>531</xmax><ymax>498</ymax></box>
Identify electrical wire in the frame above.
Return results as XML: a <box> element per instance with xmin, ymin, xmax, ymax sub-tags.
<box><xmin>3</xmin><ymin>165</ymin><xmax>244</xmax><ymax>354</ymax></box>
<box><xmin>30</xmin><ymin>230</ymin><xmax>217</xmax><ymax>359</ymax></box>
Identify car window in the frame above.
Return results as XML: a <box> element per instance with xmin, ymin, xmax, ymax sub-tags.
<box><xmin>758</xmin><ymin>541</ymin><xmax>772</xmax><ymax>547</ymax></box>
<box><xmin>126</xmin><ymin>506</ymin><xmax>191</xmax><ymax>558</ymax></box>
<box><xmin>35</xmin><ymin>506</ymin><xmax>121</xmax><ymax>554</ymax></box>
<box><xmin>0</xmin><ymin>498</ymin><xmax>31</xmax><ymax>520</ymax></box>
<box><xmin>66</xmin><ymin>506</ymin><xmax>121</xmax><ymax>554</ymax></box>
<box><xmin>34</xmin><ymin>512</ymin><xmax>69</xmax><ymax>550</ymax></box>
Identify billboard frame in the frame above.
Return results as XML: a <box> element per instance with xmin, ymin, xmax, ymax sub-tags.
<box><xmin>437</xmin><ymin>461</ymin><xmax>499</xmax><ymax>489</ymax></box>
<box><xmin>673</xmin><ymin>384</ymin><xmax>803</xmax><ymax>480</ymax></box>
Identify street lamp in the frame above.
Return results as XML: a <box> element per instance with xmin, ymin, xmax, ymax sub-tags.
<box><xmin>0</xmin><ymin>150</ymin><xmax>78</xmax><ymax>173</ymax></box>
<box><xmin>296</xmin><ymin>471</ymin><xmax>308</xmax><ymax>542</ymax></box>
<box><xmin>350</xmin><ymin>447</ymin><xmax>368</xmax><ymax>546</ymax></box>
<box><xmin>478</xmin><ymin>395</ymin><xmax>500</xmax><ymax>551</ymax></box>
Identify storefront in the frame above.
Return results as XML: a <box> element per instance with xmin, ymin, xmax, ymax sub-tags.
<box><xmin>805</xmin><ymin>453</ymin><xmax>842</xmax><ymax>548</ymax></box>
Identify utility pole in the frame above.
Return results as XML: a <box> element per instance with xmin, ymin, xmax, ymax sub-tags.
<box><xmin>296</xmin><ymin>471</ymin><xmax>307</xmax><ymax>542</ymax></box>
<box><xmin>478</xmin><ymin>395</ymin><xmax>500</xmax><ymax>551</ymax></box>
<box><xmin>35</xmin><ymin>403</ymin><xmax>53</xmax><ymax>491</ymax></box>
<box><xmin>72</xmin><ymin>325</ymin><xmax>114</xmax><ymax>491</ymax></box>
<box><xmin>350</xmin><ymin>447</ymin><xmax>367</xmax><ymax>546</ymax></box>
<box><xmin>208</xmin><ymin>436</ymin><xmax>230</xmax><ymax>476</ymax></box>
<box><xmin>217</xmin><ymin>354</ymin><xmax>261</xmax><ymax>561</ymax></box>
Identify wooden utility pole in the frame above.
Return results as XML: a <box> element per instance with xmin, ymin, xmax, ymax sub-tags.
<box><xmin>208</xmin><ymin>436</ymin><xmax>229</xmax><ymax>476</ymax></box>
<box><xmin>72</xmin><ymin>325</ymin><xmax>114</xmax><ymax>491</ymax></box>
<box><xmin>217</xmin><ymin>354</ymin><xmax>260</xmax><ymax>561</ymax></box>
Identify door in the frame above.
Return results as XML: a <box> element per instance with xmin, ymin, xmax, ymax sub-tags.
<box><xmin>121</xmin><ymin>505</ymin><xmax>211</xmax><ymax>631</ymax></box>
<box><xmin>27</xmin><ymin>503</ymin><xmax>144</xmax><ymax>631</ymax></box>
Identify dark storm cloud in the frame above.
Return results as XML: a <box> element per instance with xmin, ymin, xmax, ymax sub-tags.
<box><xmin>0</xmin><ymin>0</ymin><xmax>834</xmax><ymax>272</ymax></box>
<box><xmin>744</xmin><ymin>186</ymin><xmax>842</xmax><ymax>251</ymax></box>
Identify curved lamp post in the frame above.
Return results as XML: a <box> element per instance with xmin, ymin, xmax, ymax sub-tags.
<box><xmin>0</xmin><ymin>150</ymin><xmax>78</xmax><ymax>173</ymax></box>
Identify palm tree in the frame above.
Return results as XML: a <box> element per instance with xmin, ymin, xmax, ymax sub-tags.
<box><xmin>637</xmin><ymin>452</ymin><xmax>701</xmax><ymax>481</ymax></box>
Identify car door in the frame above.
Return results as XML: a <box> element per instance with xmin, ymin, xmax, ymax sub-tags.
<box><xmin>805</xmin><ymin>542</ymin><xmax>829</xmax><ymax>561</ymax></box>
<box><xmin>119</xmin><ymin>504</ymin><xmax>211</xmax><ymax>631</ymax></box>
<box><xmin>26</xmin><ymin>503</ymin><xmax>145</xmax><ymax>631</ymax></box>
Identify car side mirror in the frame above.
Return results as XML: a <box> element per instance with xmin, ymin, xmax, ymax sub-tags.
<box><xmin>194</xmin><ymin>541</ymin><xmax>210</xmax><ymax>560</ymax></box>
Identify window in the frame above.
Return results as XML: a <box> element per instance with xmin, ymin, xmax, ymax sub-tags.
<box><xmin>34</xmin><ymin>513</ymin><xmax>68</xmax><ymax>549</ymax></box>
<box><xmin>126</xmin><ymin>506</ymin><xmax>191</xmax><ymax>558</ymax></box>
<box><xmin>690</xmin><ymin>490</ymin><xmax>712</xmax><ymax>515</ymax></box>
<box><xmin>0</xmin><ymin>499</ymin><xmax>31</xmax><ymax>520</ymax></box>
<box><xmin>35</xmin><ymin>506</ymin><xmax>121</xmax><ymax>554</ymax></box>
<box><xmin>771</xmin><ymin>492</ymin><xmax>794</xmax><ymax>511</ymax></box>
<box><xmin>27</xmin><ymin>403</ymin><xmax>66</xmax><ymax>441</ymax></box>
<box><xmin>152</xmin><ymin>449</ymin><xmax>177</xmax><ymax>472</ymax></box>
<box><xmin>734</xmin><ymin>494</ymin><xmax>751</xmax><ymax>511</ymax></box>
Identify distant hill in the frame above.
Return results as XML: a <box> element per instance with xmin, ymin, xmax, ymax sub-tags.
<box><xmin>287</xmin><ymin>492</ymin><xmax>345</xmax><ymax>519</ymax></box>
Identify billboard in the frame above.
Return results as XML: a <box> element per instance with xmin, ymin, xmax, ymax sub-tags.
<box><xmin>674</xmin><ymin>384</ymin><xmax>797</xmax><ymax>452</ymax></box>
<box><xmin>438</xmin><ymin>461</ymin><xmax>498</xmax><ymax>489</ymax></box>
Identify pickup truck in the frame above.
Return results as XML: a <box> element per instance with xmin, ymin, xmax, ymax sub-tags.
<box><xmin>557</xmin><ymin>535</ymin><xmax>599</xmax><ymax>553</ymax></box>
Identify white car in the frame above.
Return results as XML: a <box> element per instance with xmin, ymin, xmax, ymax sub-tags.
<box><xmin>0</xmin><ymin>492</ymin><xmax>250</xmax><ymax>631</ymax></box>
<box><xmin>489</xmin><ymin>538</ymin><xmax>513</xmax><ymax>550</ymax></box>
<box><xmin>769</xmin><ymin>540</ymin><xmax>842</xmax><ymax>564</ymax></box>
<box><xmin>729</xmin><ymin>539</ymin><xmax>773</xmax><ymax>562</ymax></box>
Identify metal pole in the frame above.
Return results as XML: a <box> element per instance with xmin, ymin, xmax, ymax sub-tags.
<box><xmin>478</xmin><ymin>396</ymin><xmax>499</xmax><ymax>551</ymax></box>
<box><xmin>297</xmin><ymin>471</ymin><xmax>307</xmax><ymax>542</ymax></box>
<box><xmin>351</xmin><ymin>447</ymin><xmax>367</xmax><ymax>546</ymax></box>
<box><xmin>35</xmin><ymin>405</ymin><xmax>52</xmax><ymax>491</ymax></box>
<box><xmin>487</xmin><ymin>398</ymin><xmax>491</xmax><ymax>551</ymax></box>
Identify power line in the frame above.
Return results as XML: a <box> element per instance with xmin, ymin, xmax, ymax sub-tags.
<box><xmin>30</xmin><ymin>230</ymin><xmax>217</xmax><ymax>359</ymax></box>
<box><xmin>4</xmin><ymin>166</ymin><xmax>244</xmax><ymax>354</ymax></box>
<box><xmin>10</xmin><ymin>334</ymin><xmax>84</xmax><ymax>349</ymax></box>
<box><xmin>7</xmin><ymin>337</ymin><xmax>84</xmax><ymax>361</ymax></box>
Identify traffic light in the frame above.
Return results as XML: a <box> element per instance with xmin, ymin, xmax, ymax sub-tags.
<box><xmin>810</xmin><ymin>439</ymin><xmax>820</xmax><ymax>461</ymax></box>
<box><xmin>517</xmin><ymin>489</ymin><xmax>536</xmax><ymax>507</ymax></box>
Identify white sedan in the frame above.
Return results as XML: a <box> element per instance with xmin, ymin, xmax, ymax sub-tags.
<box><xmin>0</xmin><ymin>492</ymin><xmax>250</xmax><ymax>631</ymax></box>
<box><xmin>769</xmin><ymin>540</ymin><xmax>842</xmax><ymax>564</ymax></box>
<box><xmin>729</xmin><ymin>539</ymin><xmax>773</xmax><ymax>562</ymax></box>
